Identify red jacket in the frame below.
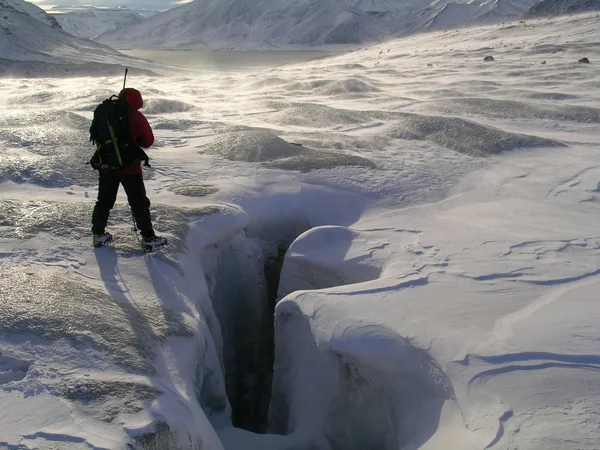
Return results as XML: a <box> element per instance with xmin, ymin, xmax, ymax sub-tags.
<box><xmin>118</xmin><ymin>88</ymin><xmax>154</xmax><ymax>175</ymax></box>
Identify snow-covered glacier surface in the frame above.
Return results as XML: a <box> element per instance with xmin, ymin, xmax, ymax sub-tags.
<box><xmin>1</xmin><ymin>12</ymin><xmax>600</xmax><ymax>450</ymax></box>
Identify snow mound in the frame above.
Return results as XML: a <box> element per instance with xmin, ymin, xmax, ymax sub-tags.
<box><xmin>168</xmin><ymin>182</ymin><xmax>219</xmax><ymax>197</ymax></box>
<box><xmin>278</xmin><ymin>226</ymin><xmax>383</xmax><ymax>298</ymax></box>
<box><xmin>246</xmin><ymin>77</ymin><xmax>292</xmax><ymax>90</ymax></box>
<box><xmin>285</xmin><ymin>78</ymin><xmax>381</xmax><ymax>96</ymax></box>
<box><xmin>390</xmin><ymin>115</ymin><xmax>564</xmax><ymax>155</ymax></box>
<box><xmin>200</xmin><ymin>130</ymin><xmax>375</xmax><ymax>171</ymax></box>
<box><xmin>143</xmin><ymin>98</ymin><xmax>196</xmax><ymax>114</ymax></box>
<box><xmin>270</xmin><ymin>103</ymin><xmax>561</xmax><ymax>155</ymax></box>
<box><xmin>271</xmin><ymin>103</ymin><xmax>376</xmax><ymax>127</ymax></box>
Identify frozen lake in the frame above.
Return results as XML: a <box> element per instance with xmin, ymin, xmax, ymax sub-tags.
<box><xmin>121</xmin><ymin>49</ymin><xmax>334</xmax><ymax>71</ymax></box>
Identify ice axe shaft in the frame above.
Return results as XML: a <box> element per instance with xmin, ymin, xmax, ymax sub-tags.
<box><xmin>123</xmin><ymin>68</ymin><xmax>128</xmax><ymax>90</ymax></box>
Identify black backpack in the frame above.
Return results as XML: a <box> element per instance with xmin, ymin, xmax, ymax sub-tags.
<box><xmin>89</xmin><ymin>95</ymin><xmax>147</xmax><ymax>171</ymax></box>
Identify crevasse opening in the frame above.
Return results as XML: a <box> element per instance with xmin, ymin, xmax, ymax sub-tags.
<box><xmin>199</xmin><ymin>225</ymin><xmax>295</xmax><ymax>433</ymax></box>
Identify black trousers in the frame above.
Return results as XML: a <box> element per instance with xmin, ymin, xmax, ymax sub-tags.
<box><xmin>91</xmin><ymin>172</ymin><xmax>154</xmax><ymax>238</ymax></box>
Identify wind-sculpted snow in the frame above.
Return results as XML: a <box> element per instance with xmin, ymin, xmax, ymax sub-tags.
<box><xmin>246</xmin><ymin>77</ymin><xmax>293</xmax><ymax>90</ymax></box>
<box><xmin>152</xmin><ymin>118</ymin><xmax>206</xmax><ymax>130</ymax></box>
<box><xmin>270</xmin><ymin>103</ymin><xmax>379</xmax><ymax>128</ymax></box>
<box><xmin>200</xmin><ymin>130</ymin><xmax>376</xmax><ymax>171</ymax></box>
<box><xmin>433</xmin><ymin>97</ymin><xmax>600</xmax><ymax>123</ymax></box>
<box><xmin>285</xmin><ymin>78</ymin><xmax>382</xmax><ymax>96</ymax></box>
<box><xmin>0</xmin><ymin>267</ymin><xmax>192</xmax><ymax>371</ymax></box>
<box><xmin>0</xmin><ymin>199</ymin><xmax>230</xmax><ymax>449</ymax></box>
<box><xmin>390</xmin><ymin>115</ymin><xmax>565</xmax><ymax>155</ymax></box>
<box><xmin>521</xmin><ymin>91</ymin><xmax>580</xmax><ymax>101</ymax></box>
<box><xmin>0</xmin><ymin>110</ymin><xmax>101</xmax><ymax>187</ymax></box>
<box><xmin>0</xmin><ymin>199</ymin><xmax>219</xmax><ymax>268</ymax></box>
<box><xmin>270</xmin><ymin>103</ymin><xmax>562</xmax><ymax>155</ymax></box>
<box><xmin>143</xmin><ymin>98</ymin><xmax>196</xmax><ymax>114</ymax></box>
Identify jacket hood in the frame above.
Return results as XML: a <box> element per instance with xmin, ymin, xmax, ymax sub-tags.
<box><xmin>119</xmin><ymin>88</ymin><xmax>143</xmax><ymax>110</ymax></box>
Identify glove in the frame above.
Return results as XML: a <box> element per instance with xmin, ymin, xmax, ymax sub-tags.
<box><xmin>89</xmin><ymin>151</ymin><xmax>102</xmax><ymax>171</ymax></box>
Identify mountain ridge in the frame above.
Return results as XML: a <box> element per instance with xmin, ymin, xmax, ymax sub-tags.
<box><xmin>49</xmin><ymin>5</ymin><xmax>145</xmax><ymax>40</ymax></box>
<box><xmin>96</xmin><ymin>0</ymin><xmax>546</xmax><ymax>50</ymax></box>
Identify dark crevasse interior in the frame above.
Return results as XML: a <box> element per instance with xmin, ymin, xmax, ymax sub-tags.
<box><xmin>204</xmin><ymin>239</ymin><xmax>288</xmax><ymax>433</ymax></box>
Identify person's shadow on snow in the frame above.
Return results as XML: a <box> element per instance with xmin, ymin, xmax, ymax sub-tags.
<box><xmin>94</xmin><ymin>247</ymin><xmax>161</xmax><ymax>372</ymax></box>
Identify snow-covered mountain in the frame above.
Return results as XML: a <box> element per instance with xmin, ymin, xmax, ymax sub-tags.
<box><xmin>50</xmin><ymin>5</ymin><xmax>144</xmax><ymax>40</ymax></box>
<box><xmin>95</xmin><ymin>0</ymin><xmax>401</xmax><ymax>50</ymax></box>
<box><xmin>419</xmin><ymin>0</ymin><xmax>541</xmax><ymax>32</ymax></box>
<box><xmin>525</xmin><ymin>0</ymin><xmax>600</xmax><ymax>17</ymax></box>
<box><xmin>0</xmin><ymin>0</ymin><xmax>159</xmax><ymax>76</ymax></box>
<box><xmin>0</xmin><ymin>0</ymin><xmax>61</xmax><ymax>28</ymax></box>
<box><xmin>96</xmin><ymin>0</ymin><xmax>546</xmax><ymax>50</ymax></box>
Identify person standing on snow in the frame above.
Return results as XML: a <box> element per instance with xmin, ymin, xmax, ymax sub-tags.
<box><xmin>91</xmin><ymin>87</ymin><xmax>166</xmax><ymax>249</ymax></box>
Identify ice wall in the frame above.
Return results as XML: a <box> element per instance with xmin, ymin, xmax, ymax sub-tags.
<box><xmin>269</xmin><ymin>225</ymin><xmax>461</xmax><ymax>450</ymax></box>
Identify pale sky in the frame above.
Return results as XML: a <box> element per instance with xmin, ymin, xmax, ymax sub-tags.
<box><xmin>30</xmin><ymin>0</ymin><xmax>191</xmax><ymax>12</ymax></box>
